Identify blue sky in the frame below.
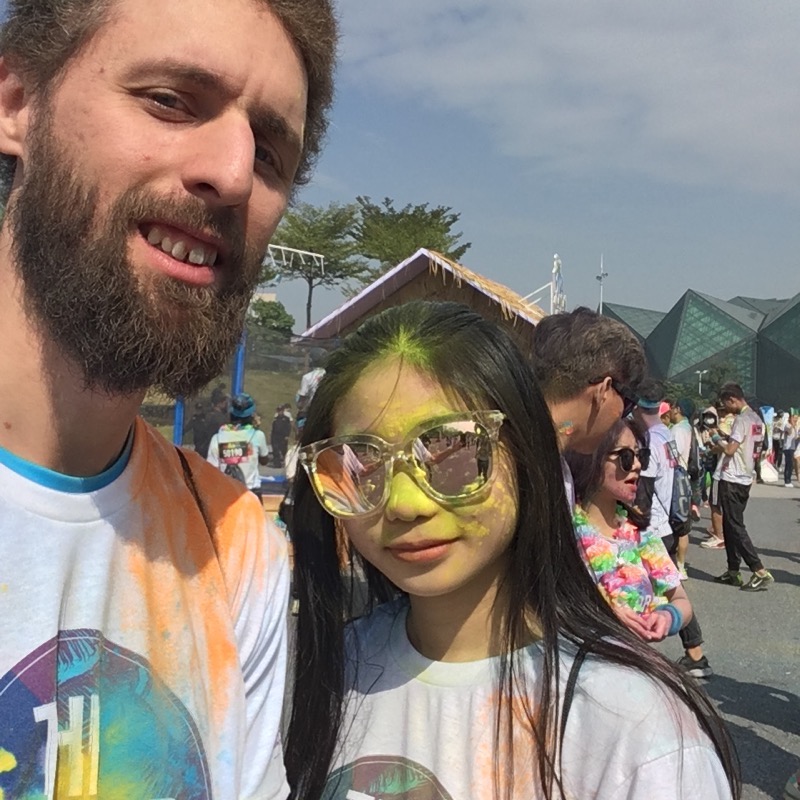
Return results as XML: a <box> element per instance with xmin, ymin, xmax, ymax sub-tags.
<box><xmin>3</xmin><ymin>1</ymin><xmax>799</xmax><ymax>330</ymax></box>
<box><xmin>281</xmin><ymin>0</ymin><xmax>800</xmax><ymax>329</ymax></box>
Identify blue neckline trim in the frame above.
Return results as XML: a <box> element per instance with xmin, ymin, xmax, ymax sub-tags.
<box><xmin>0</xmin><ymin>429</ymin><xmax>134</xmax><ymax>493</ymax></box>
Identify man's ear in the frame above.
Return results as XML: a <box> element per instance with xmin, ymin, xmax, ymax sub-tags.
<box><xmin>592</xmin><ymin>376</ymin><xmax>613</xmax><ymax>406</ymax></box>
<box><xmin>0</xmin><ymin>57</ymin><xmax>32</xmax><ymax>159</ymax></box>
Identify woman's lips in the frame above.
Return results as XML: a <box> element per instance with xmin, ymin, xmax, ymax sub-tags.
<box><xmin>386</xmin><ymin>539</ymin><xmax>458</xmax><ymax>563</ymax></box>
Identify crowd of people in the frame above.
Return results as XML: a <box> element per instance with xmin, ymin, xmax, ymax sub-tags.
<box><xmin>0</xmin><ymin>0</ymin><xmax>794</xmax><ymax>798</ymax></box>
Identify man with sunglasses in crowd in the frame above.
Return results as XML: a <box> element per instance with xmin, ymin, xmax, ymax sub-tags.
<box><xmin>634</xmin><ymin>380</ymin><xmax>713</xmax><ymax>678</ymax></box>
<box><xmin>531</xmin><ymin>306</ymin><xmax>645</xmax><ymax>510</ymax></box>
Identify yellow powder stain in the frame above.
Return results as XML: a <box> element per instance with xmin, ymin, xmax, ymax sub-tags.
<box><xmin>0</xmin><ymin>748</ymin><xmax>17</xmax><ymax>772</ymax></box>
<box><xmin>0</xmin><ymin>584</ymin><xmax>7</xmax><ymax>593</ymax></box>
<box><xmin>384</xmin><ymin>327</ymin><xmax>431</xmax><ymax>367</ymax></box>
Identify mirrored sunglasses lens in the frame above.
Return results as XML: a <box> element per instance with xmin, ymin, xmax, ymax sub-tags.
<box><xmin>313</xmin><ymin>443</ymin><xmax>385</xmax><ymax>515</ymax></box>
<box><xmin>416</xmin><ymin>421</ymin><xmax>492</xmax><ymax>497</ymax></box>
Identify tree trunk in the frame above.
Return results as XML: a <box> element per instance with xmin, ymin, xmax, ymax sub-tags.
<box><xmin>306</xmin><ymin>279</ymin><xmax>314</xmax><ymax>330</ymax></box>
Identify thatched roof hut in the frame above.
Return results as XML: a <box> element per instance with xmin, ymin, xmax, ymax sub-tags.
<box><xmin>302</xmin><ymin>248</ymin><xmax>547</xmax><ymax>349</ymax></box>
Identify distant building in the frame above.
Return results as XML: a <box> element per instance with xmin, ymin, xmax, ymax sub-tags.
<box><xmin>603</xmin><ymin>291</ymin><xmax>800</xmax><ymax>408</ymax></box>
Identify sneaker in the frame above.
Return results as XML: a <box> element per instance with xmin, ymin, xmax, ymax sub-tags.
<box><xmin>677</xmin><ymin>654</ymin><xmax>713</xmax><ymax>679</ymax></box>
<box><xmin>740</xmin><ymin>571</ymin><xmax>774</xmax><ymax>592</ymax></box>
<box><xmin>784</xmin><ymin>769</ymin><xmax>800</xmax><ymax>800</ymax></box>
<box><xmin>677</xmin><ymin>563</ymin><xmax>689</xmax><ymax>581</ymax></box>
<box><xmin>714</xmin><ymin>570</ymin><xmax>743</xmax><ymax>586</ymax></box>
<box><xmin>700</xmin><ymin>537</ymin><xmax>726</xmax><ymax>549</ymax></box>
<box><xmin>785</xmin><ymin>483</ymin><xmax>794</xmax><ymax>488</ymax></box>
<box><xmin>690</xmin><ymin>504</ymin><xmax>700</xmax><ymax>521</ymax></box>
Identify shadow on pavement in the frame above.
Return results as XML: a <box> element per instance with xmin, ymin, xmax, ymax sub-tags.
<box><xmin>758</xmin><ymin>546</ymin><xmax>800</xmax><ymax>565</ymax></box>
<box><xmin>705</xmin><ymin>673</ymin><xmax>799</xmax><ymax>797</ymax></box>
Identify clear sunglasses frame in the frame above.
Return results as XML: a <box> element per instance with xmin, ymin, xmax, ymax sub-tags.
<box><xmin>298</xmin><ymin>410</ymin><xmax>505</xmax><ymax>519</ymax></box>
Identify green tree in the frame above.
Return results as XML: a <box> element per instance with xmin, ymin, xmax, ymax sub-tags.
<box><xmin>245</xmin><ymin>300</ymin><xmax>296</xmax><ymax>364</ymax></box>
<box><xmin>248</xmin><ymin>299</ymin><xmax>295</xmax><ymax>336</ymax></box>
<box><xmin>268</xmin><ymin>202</ymin><xmax>367</xmax><ymax>329</ymax></box>
<box><xmin>352</xmin><ymin>196</ymin><xmax>471</xmax><ymax>285</ymax></box>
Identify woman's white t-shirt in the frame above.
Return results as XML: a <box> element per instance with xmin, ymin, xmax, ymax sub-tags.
<box><xmin>325</xmin><ymin>602</ymin><xmax>731</xmax><ymax>800</ymax></box>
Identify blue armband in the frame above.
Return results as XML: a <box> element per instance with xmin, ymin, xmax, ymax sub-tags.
<box><xmin>660</xmin><ymin>603</ymin><xmax>683</xmax><ymax>636</ymax></box>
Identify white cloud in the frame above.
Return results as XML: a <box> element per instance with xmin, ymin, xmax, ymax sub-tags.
<box><xmin>337</xmin><ymin>0</ymin><xmax>800</xmax><ymax>195</ymax></box>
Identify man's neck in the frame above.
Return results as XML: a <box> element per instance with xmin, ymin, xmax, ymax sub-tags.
<box><xmin>0</xmin><ymin>237</ymin><xmax>144</xmax><ymax>477</ymax></box>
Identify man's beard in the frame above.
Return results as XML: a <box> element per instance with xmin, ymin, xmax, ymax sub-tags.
<box><xmin>6</xmin><ymin>113</ymin><xmax>265</xmax><ymax>398</ymax></box>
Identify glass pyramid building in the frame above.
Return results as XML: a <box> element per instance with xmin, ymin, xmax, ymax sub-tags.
<box><xmin>603</xmin><ymin>291</ymin><xmax>800</xmax><ymax>408</ymax></box>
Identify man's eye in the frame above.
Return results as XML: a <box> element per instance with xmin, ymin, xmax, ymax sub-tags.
<box><xmin>146</xmin><ymin>91</ymin><xmax>185</xmax><ymax>111</ymax></box>
<box><xmin>254</xmin><ymin>144</ymin><xmax>275</xmax><ymax>166</ymax></box>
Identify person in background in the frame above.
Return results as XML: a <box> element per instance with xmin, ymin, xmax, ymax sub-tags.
<box><xmin>699</xmin><ymin>407</ymin><xmax>726</xmax><ymax>549</ymax></box>
<box><xmin>191</xmin><ymin>385</ymin><xmax>229</xmax><ymax>459</ymax></box>
<box><xmin>635</xmin><ymin>380</ymin><xmax>714</xmax><ymax>679</ymax></box>
<box><xmin>296</xmin><ymin>347</ymin><xmax>327</xmax><ymax>431</ymax></box>
<box><xmin>782</xmin><ymin>413</ymin><xmax>798</xmax><ymax>488</ymax></box>
<box><xmin>712</xmin><ymin>383</ymin><xmax>774</xmax><ymax>591</ymax></box>
<box><xmin>670</xmin><ymin>397</ymin><xmax>698</xmax><ymax>576</ymax></box>
<box><xmin>271</xmin><ymin>403</ymin><xmax>293</xmax><ymax>468</ymax></box>
<box><xmin>208</xmin><ymin>393</ymin><xmax>270</xmax><ymax>500</ymax></box>
<box><xmin>772</xmin><ymin>409</ymin><xmax>787</xmax><ymax>471</ymax></box>
<box><xmin>530</xmin><ymin>306</ymin><xmax>647</xmax><ymax>510</ymax></box>
<box><xmin>567</xmin><ymin>417</ymin><xmax>694</xmax><ymax>644</ymax></box>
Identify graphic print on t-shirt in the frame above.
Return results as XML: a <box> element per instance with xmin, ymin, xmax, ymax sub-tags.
<box><xmin>323</xmin><ymin>756</ymin><xmax>454</xmax><ymax>800</ymax></box>
<box><xmin>0</xmin><ymin>629</ymin><xmax>210</xmax><ymax>799</ymax></box>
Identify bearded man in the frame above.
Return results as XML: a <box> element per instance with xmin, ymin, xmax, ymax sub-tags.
<box><xmin>0</xmin><ymin>0</ymin><xmax>336</xmax><ymax>796</ymax></box>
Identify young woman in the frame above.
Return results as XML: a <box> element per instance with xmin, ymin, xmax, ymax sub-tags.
<box><xmin>566</xmin><ymin>418</ymin><xmax>693</xmax><ymax>643</ymax></box>
<box><xmin>286</xmin><ymin>301</ymin><xmax>739</xmax><ymax>800</ymax></box>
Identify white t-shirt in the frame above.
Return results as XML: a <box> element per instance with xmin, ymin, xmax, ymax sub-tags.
<box><xmin>716</xmin><ymin>407</ymin><xmax>765</xmax><ymax>486</ymax></box>
<box><xmin>671</xmin><ymin>418</ymin><xmax>693</xmax><ymax>470</ymax></box>
<box><xmin>326</xmin><ymin>603</ymin><xmax>731</xmax><ymax>800</ymax></box>
<box><xmin>641</xmin><ymin>422</ymin><xmax>677</xmax><ymax>538</ymax></box>
<box><xmin>298</xmin><ymin>367</ymin><xmax>325</xmax><ymax>404</ymax></box>
<box><xmin>0</xmin><ymin>418</ymin><xmax>290</xmax><ymax>799</ymax></box>
<box><xmin>783</xmin><ymin>422</ymin><xmax>797</xmax><ymax>451</ymax></box>
<box><xmin>207</xmin><ymin>423</ymin><xmax>269</xmax><ymax>490</ymax></box>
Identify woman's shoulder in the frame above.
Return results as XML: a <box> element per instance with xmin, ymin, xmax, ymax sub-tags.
<box><xmin>560</xmin><ymin>645</ymin><xmax>708</xmax><ymax>745</ymax></box>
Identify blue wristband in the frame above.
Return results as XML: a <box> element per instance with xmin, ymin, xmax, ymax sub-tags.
<box><xmin>660</xmin><ymin>603</ymin><xmax>683</xmax><ymax>636</ymax></box>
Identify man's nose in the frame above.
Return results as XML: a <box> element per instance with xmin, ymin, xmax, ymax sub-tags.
<box><xmin>181</xmin><ymin>113</ymin><xmax>255</xmax><ymax>208</ymax></box>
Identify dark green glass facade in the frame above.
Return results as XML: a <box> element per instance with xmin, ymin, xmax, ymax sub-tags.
<box><xmin>604</xmin><ymin>291</ymin><xmax>800</xmax><ymax>408</ymax></box>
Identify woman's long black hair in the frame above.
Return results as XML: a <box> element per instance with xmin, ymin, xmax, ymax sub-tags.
<box><xmin>285</xmin><ymin>300</ymin><xmax>739</xmax><ymax>799</ymax></box>
<box><xmin>566</xmin><ymin>417</ymin><xmax>651</xmax><ymax>530</ymax></box>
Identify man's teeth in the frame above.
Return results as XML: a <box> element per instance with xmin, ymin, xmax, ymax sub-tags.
<box><xmin>146</xmin><ymin>227</ymin><xmax>218</xmax><ymax>267</ymax></box>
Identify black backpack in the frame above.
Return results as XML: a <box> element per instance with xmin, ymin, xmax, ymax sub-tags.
<box><xmin>669</xmin><ymin>464</ymin><xmax>692</xmax><ymax>529</ymax></box>
<box><xmin>224</xmin><ymin>462</ymin><xmax>247</xmax><ymax>484</ymax></box>
<box><xmin>687</xmin><ymin>430</ymin><xmax>701</xmax><ymax>482</ymax></box>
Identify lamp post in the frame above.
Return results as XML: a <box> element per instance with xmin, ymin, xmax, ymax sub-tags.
<box><xmin>596</xmin><ymin>255</ymin><xmax>608</xmax><ymax>314</ymax></box>
<box><xmin>696</xmin><ymin>369</ymin><xmax>709</xmax><ymax>397</ymax></box>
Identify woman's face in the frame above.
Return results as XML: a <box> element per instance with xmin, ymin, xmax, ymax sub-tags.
<box><xmin>331</xmin><ymin>357</ymin><xmax>518</xmax><ymax>602</ymax></box>
<box><xmin>601</xmin><ymin>426</ymin><xmax>642</xmax><ymax>505</ymax></box>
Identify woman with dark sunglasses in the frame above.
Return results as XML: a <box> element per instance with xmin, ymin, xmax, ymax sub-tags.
<box><xmin>286</xmin><ymin>301</ymin><xmax>737</xmax><ymax>800</ymax></box>
<box><xmin>566</xmin><ymin>419</ymin><xmax>694</xmax><ymax>644</ymax></box>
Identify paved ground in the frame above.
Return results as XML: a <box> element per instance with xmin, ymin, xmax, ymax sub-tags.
<box><xmin>656</xmin><ymin>482</ymin><xmax>800</xmax><ymax>799</ymax></box>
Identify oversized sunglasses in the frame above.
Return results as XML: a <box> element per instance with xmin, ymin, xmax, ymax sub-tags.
<box><xmin>298</xmin><ymin>411</ymin><xmax>505</xmax><ymax>519</ymax></box>
<box><xmin>608</xmin><ymin>446</ymin><xmax>650</xmax><ymax>472</ymax></box>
